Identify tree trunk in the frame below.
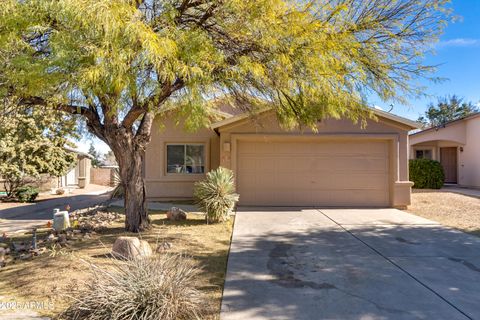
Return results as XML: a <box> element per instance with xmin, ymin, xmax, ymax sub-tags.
<box><xmin>108</xmin><ymin>130</ymin><xmax>151</xmax><ymax>232</ymax></box>
<box><xmin>122</xmin><ymin>156</ymin><xmax>150</xmax><ymax>232</ymax></box>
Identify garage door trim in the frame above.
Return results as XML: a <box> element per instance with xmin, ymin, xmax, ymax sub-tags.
<box><xmin>230</xmin><ymin>133</ymin><xmax>399</xmax><ymax>207</ymax></box>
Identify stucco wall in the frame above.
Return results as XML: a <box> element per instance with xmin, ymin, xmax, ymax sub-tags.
<box><xmin>145</xmin><ymin>111</ymin><xmax>413</xmax><ymax>206</ymax></box>
<box><xmin>217</xmin><ymin>112</ymin><xmax>412</xmax><ymax>207</ymax></box>
<box><xmin>462</xmin><ymin>118</ymin><xmax>480</xmax><ymax>187</ymax></box>
<box><xmin>409</xmin><ymin>116</ymin><xmax>480</xmax><ymax>188</ymax></box>
<box><xmin>218</xmin><ymin>113</ymin><xmax>410</xmax><ymax>181</ymax></box>
<box><xmin>144</xmin><ymin>115</ymin><xmax>220</xmax><ymax>200</ymax></box>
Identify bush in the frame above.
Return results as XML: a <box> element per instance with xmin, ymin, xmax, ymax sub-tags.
<box><xmin>15</xmin><ymin>186</ymin><xmax>39</xmax><ymax>202</ymax></box>
<box><xmin>409</xmin><ymin>159</ymin><xmax>445</xmax><ymax>189</ymax></box>
<box><xmin>61</xmin><ymin>254</ymin><xmax>203</xmax><ymax>320</ymax></box>
<box><xmin>194</xmin><ymin>167</ymin><xmax>239</xmax><ymax>223</ymax></box>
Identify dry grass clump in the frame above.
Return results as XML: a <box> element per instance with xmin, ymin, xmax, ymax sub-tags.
<box><xmin>61</xmin><ymin>254</ymin><xmax>204</xmax><ymax>320</ymax></box>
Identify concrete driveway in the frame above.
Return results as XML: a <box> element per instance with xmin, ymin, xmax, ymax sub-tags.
<box><xmin>221</xmin><ymin>208</ymin><xmax>480</xmax><ymax>320</ymax></box>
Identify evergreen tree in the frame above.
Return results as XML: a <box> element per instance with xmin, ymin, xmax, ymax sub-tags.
<box><xmin>418</xmin><ymin>95</ymin><xmax>479</xmax><ymax>127</ymax></box>
<box><xmin>0</xmin><ymin>107</ymin><xmax>77</xmax><ymax>197</ymax></box>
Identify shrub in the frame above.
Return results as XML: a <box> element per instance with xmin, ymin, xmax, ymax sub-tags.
<box><xmin>409</xmin><ymin>159</ymin><xmax>445</xmax><ymax>189</ymax></box>
<box><xmin>61</xmin><ymin>254</ymin><xmax>203</xmax><ymax>320</ymax></box>
<box><xmin>194</xmin><ymin>167</ymin><xmax>239</xmax><ymax>223</ymax></box>
<box><xmin>15</xmin><ymin>186</ymin><xmax>39</xmax><ymax>202</ymax></box>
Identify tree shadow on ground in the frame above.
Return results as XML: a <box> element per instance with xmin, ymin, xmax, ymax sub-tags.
<box><xmin>221</xmin><ymin>221</ymin><xmax>480</xmax><ymax>320</ymax></box>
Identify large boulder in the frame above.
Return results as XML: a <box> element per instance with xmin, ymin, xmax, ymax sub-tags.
<box><xmin>166</xmin><ymin>207</ymin><xmax>187</xmax><ymax>221</ymax></box>
<box><xmin>112</xmin><ymin>236</ymin><xmax>152</xmax><ymax>260</ymax></box>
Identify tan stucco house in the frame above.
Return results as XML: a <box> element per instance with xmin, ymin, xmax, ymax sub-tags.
<box><xmin>409</xmin><ymin>112</ymin><xmax>480</xmax><ymax>187</ymax></box>
<box><xmin>144</xmin><ymin>107</ymin><xmax>420</xmax><ymax>208</ymax></box>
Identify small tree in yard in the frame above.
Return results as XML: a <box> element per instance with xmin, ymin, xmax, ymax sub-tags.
<box><xmin>0</xmin><ymin>0</ymin><xmax>450</xmax><ymax>231</ymax></box>
<box><xmin>0</xmin><ymin>107</ymin><xmax>77</xmax><ymax>197</ymax></box>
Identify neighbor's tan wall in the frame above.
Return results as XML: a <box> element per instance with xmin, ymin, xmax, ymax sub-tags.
<box><xmin>144</xmin><ymin>115</ymin><xmax>220</xmax><ymax>200</ymax></box>
<box><xmin>218</xmin><ymin>112</ymin><xmax>412</xmax><ymax>207</ymax></box>
<box><xmin>77</xmin><ymin>157</ymin><xmax>91</xmax><ymax>188</ymax></box>
<box><xmin>461</xmin><ymin>118</ymin><xmax>480</xmax><ymax>187</ymax></box>
<box><xmin>409</xmin><ymin>117</ymin><xmax>480</xmax><ymax>188</ymax></box>
<box><xmin>410</xmin><ymin>121</ymin><xmax>466</xmax><ymax>147</ymax></box>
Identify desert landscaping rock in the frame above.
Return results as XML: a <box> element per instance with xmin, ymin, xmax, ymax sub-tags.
<box><xmin>12</xmin><ymin>242</ymin><xmax>27</xmax><ymax>252</ymax></box>
<box><xmin>166</xmin><ymin>207</ymin><xmax>187</xmax><ymax>221</ymax></box>
<box><xmin>112</xmin><ymin>236</ymin><xmax>152</xmax><ymax>260</ymax></box>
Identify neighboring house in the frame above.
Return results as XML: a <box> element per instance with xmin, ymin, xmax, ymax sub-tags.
<box><xmin>409</xmin><ymin>112</ymin><xmax>480</xmax><ymax>187</ymax></box>
<box><xmin>145</xmin><ymin>106</ymin><xmax>419</xmax><ymax>208</ymax></box>
<box><xmin>60</xmin><ymin>147</ymin><xmax>93</xmax><ymax>189</ymax></box>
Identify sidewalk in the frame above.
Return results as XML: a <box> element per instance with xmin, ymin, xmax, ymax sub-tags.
<box><xmin>442</xmin><ymin>185</ymin><xmax>480</xmax><ymax>198</ymax></box>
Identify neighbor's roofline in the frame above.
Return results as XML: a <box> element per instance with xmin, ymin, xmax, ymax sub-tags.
<box><xmin>64</xmin><ymin>146</ymin><xmax>94</xmax><ymax>159</ymax></box>
<box><xmin>211</xmin><ymin>108</ymin><xmax>421</xmax><ymax>130</ymax></box>
<box><xmin>409</xmin><ymin>112</ymin><xmax>480</xmax><ymax>136</ymax></box>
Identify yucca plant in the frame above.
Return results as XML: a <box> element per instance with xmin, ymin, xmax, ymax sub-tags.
<box><xmin>194</xmin><ymin>167</ymin><xmax>239</xmax><ymax>223</ymax></box>
<box><xmin>110</xmin><ymin>167</ymin><xmax>124</xmax><ymax>199</ymax></box>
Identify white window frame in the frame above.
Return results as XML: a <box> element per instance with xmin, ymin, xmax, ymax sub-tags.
<box><xmin>165</xmin><ymin>143</ymin><xmax>206</xmax><ymax>175</ymax></box>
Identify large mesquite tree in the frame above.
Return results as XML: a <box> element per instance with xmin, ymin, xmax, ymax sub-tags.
<box><xmin>0</xmin><ymin>0</ymin><xmax>449</xmax><ymax>231</ymax></box>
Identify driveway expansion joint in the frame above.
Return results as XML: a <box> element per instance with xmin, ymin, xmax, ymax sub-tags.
<box><xmin>315</xmin><ymin>208</ymin><xmax>474</xmax><ymax>320</ymax></box>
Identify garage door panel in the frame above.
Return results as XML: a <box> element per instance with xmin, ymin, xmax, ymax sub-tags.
<box><xmin>237</xmin><ymin>139</ymin><xmax>390</xmax><ymax>207</ymax></box>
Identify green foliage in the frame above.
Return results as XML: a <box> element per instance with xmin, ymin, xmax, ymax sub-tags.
<box><xmin>88</xmin><ymin>143</ymin><xmax>101</xmax><ymax>167</ymax></box>
<box><xmin>15</xmin><ymin>186</ymin><xmax>39</xmax><ymax>202</ymax></box>
<box><xmin>194</xmin><ymin>167</ymin><xmax>239</xmax><ymax>223</ymax></box>
<box><xmin>0</xmin><ymin>107</ymin><xmax>77</xmax><ymax>196</ymax></box>
<box><xmin>418</xmin><ymin>95</ymin><xmax>479</xmax><ymax>127</ymax></box>
<box><xmin>0</xmin><ymin>0</ymin><xmax>451</xmax><ymax>230</ymax></box>
<box><xmin>409</xmin><ymin>159</ymin><xmax>445</xmax><ymax>189</ymax></box>
<box><xmin>0</xmin><ymin>0</ymin><xmax>451</xmax><ymax>130</ymax></box>
<box><xmin>62</xmin><ymin>254</ymin><xmax>203</xmax><ymax>320</ymax></box>
<box><xmin>110</xmin><ymin>167</ymin><xmax>124</xmax><ymax>199</ymax></box>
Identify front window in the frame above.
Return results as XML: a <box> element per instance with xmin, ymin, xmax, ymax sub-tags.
<box><xmin>167</xmin><ymin>144</ymin><xmax>205</xmax><ymax>174</ymax></box>
<box><xmin>415</xmin><ymin>149</ymin><xmax>432</xmax><ymax>160</ymax></box>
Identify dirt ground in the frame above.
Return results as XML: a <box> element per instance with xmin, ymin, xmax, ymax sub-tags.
<box><xmin>406</xmin><ymin>189</ymin><xmax>480</xmax><ymax>237</ymax></box>
<box><xmin>0</xmin><ymin>210</ymin><xmax>233</xmax><ymax>319</ymax></box>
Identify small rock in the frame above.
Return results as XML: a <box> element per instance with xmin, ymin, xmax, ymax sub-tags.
<box><xmin>0</xmin><ymin>243</ymin><xmax>8</xmax><ymax>249</ymax></box>
<box><xmin>83</xmin><ymin>233</ymin><xmax>91</xmax><ymax>239</ymax></box>
<box><xmin>58</xmin><ymin>234</ymin><xmax>67</xmax><ymax>244</ymax></box>
<box><xmin>155</xmin><ymin>242</ymin><xmax>173</xmax><ymax>253</ymax></box>
<box><xmin>12</xmin><ymin>242</ymin><xmax>27</xmax><ymax>252</ymax></box>
<box><xmin>112</xmin><ymin>237</ymin><xmax>152</xmax><ymax>260</ymax></box>
<box><xmin>166</xmin><ymin>207</ymin><xmax>187</xmax><ymax>221</ymax></box>
<box><xmin>0</xmin><ymin>248</ymin><xmax>5</xmax><ymax>263</ymax></box>
<box><xmin>19</xmin><ymin>253</ymin><xmax>32</xmax><ymax>260</ymax></box>
<box><xmin>47</xmin><ymin>234</ymin><xmax>58</xmax><ymax>242</ymax></box>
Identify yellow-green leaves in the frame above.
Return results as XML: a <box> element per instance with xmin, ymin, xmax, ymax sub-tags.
<box><xmin>0</xmin><ymin>0</ymin><xmax>450</xmax><ymax>130</ymax></box>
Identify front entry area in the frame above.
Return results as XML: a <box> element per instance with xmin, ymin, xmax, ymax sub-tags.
<box><xmin>440</xmin><ymin>147</ymin><xmax>458</xmax><ymax>184</ymax></box>
<box><xmin>236</xmin><ymin>139</ymin><xmax>391</xmax><ymax>207</ymax></box>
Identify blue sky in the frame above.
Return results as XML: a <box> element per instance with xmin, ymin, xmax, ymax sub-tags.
<box><xmin>371</xmin><ymin>0</ymin><xmax>480</xmax><ymax>119</ymax></box>
<box><xmin>79</xmin><ymin>0</ymin><xmax>480</xmax><ymax>155</ymax></box>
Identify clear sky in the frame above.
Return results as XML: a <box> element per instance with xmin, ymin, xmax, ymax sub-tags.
<box><xmin>78</xmin><ymin>0</ymin><xmax>480</xmax><ymax>155</ymax></box>
<box><xmin>371</xmin><ymin>0</ymin><xmax>480</xmax><ymax>120</ymax></box>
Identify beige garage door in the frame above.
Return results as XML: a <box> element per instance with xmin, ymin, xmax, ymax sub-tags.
<box><xmin>236</xmin><ymin>139</ymin><xmax>390</xmax><ymax>207</ymax></box>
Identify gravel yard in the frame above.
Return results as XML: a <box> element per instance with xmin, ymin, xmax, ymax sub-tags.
<box><xmin>406</xmin><ymin>189</ymin><xmax>480</xmax><ymax>237</ymax></box>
